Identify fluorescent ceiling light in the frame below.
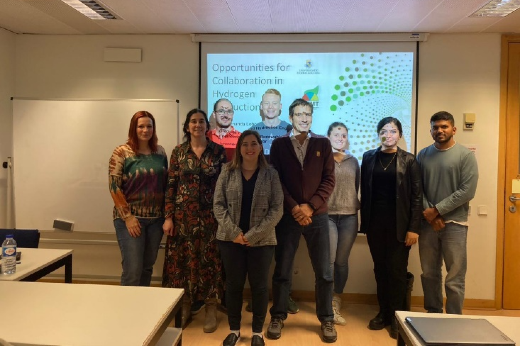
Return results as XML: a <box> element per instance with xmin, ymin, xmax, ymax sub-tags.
<box><xmin>470</xmin><ymin>0</ymin><xmax>520</xmax><ymax>17</ymax></box>
<box><xmin>61</xmin><ymin>0</ymin><xmax>116</xmax><ymax>20</ymax></box>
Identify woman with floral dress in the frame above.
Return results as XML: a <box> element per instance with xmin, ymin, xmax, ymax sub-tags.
<box><xmin>162</xmin><ymin>108</ymin><xmax>226</xmax><ymax>333</ymax></box>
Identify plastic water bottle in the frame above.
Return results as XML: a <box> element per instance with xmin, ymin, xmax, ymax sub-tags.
<box><xmin>1</xmin><ymin>235</ymin><xmax>17</xmax><ymax>275</ymax></box>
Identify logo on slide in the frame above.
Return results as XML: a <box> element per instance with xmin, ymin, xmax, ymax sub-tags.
<box><xmin>297</xmin><ymin>59</ymin><xmax>320</xmax><ymax>75</ymax></box>
<box><xmin>302</xmin><ymin>86</ymin><xmax>319</xmax><ymax>107</ymax></box>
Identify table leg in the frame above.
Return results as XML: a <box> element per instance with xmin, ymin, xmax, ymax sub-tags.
<box><xmin>175</xmin><ymin>294</ymin><xmax>183</xmax><ymax>346</ymax></box>
<box><xmin>64</xmin><ymin>254</ymin><xmax>72</xmax><ymax>283</ymax></box>
<box><xmin>397</xmin><ymin>320</ymin><xmax>410</xmax><ymax>346</ymax></box>
<box><xmin>397</xmin><ymin>333</ymin><xmax>405</xmax><ymax>346</ymax></box>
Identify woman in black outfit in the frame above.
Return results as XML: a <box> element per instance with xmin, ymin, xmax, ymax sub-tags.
<box><xmin>360</xmin><ymin>117</ymin><xmax>422</xmax><ymax>339</ymax></box>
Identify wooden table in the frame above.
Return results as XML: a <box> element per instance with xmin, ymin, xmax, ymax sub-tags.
<box><xmin>0</xmin><ymin>248</ymin><xmax>73</xmax><ymax>282</ymax></box>
<box><xmin>395</xmin><ymin>311</ymin><xmax>520</xmax><ymax>346</ymax></box>
<box><xmin>0</xmin><ymin>281</ymin><xmax>183</xmax><ymax>346</ymax></box>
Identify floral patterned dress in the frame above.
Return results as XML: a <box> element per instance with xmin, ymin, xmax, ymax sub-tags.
<box><xmin>162</xmin><ymin>139</ymin><xmax>226</xmax><ymax>302</ymax></box>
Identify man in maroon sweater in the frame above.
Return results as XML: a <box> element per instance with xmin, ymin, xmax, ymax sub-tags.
<box><xmin>267</xmin><ymin>98</ymin><xmax>337</xmax><ymax>343</ymax></box>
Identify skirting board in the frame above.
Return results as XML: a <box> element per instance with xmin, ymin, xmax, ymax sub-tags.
<box><xmin>38</xmin><ymin>277</ymin><xmax>496</xmax><ymax>310</ymax></box>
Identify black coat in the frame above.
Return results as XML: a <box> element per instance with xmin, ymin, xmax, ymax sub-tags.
<box><xmin>360</xmin><ymin>147</ymin><xmax>422</xmax><ymax>241</ymax></box>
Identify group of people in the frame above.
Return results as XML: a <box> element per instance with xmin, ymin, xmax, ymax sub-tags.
<box><xmin>108</xmin><ymin>88</ymin><xmax>478</xmax><ymax>345</ymax></box>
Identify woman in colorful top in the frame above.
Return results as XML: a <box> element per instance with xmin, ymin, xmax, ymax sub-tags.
<box><xmin>360</xmin><ymin>117</ymin><xmax>422</xmax><ymax>339</ymax></box>
<box><xmin>162</xmin><ymin>108</ymin><xmax>226</xmax><ymax>333</ymax></box>
<box><xmin>326</xmin><ymin>122</ymin><xmax>360</xmax><ymax>326</ymax></box>
<box><xmin>109</xmin><ymin>110</ymin><xmax>168</xmax><ymax>287</ymax></box>
<box><xmin>214</xmin><ymin>130</ymin><xmax>283</xmax><ymax>346</ymax></box>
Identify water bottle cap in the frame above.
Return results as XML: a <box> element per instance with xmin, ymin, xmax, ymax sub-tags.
<box><xmin>6</xmin><ymin>234</ymin><xmax>13</xmax><ymax>238</ymax></box>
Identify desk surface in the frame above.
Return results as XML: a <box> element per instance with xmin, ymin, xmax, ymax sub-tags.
<box><xmin>0</xmin><ymin>281</ymin><xmax>183</xmax><ymax>346</ymax></box>
<box><xmin>396</xmin><ymin>311</ymin><xmax>520</xmax><ymax>346</ymax></box>
<box><xmin>0</xmin><ymin>248</ymin><xmax>73</xmax><ymax>281</ymax></box>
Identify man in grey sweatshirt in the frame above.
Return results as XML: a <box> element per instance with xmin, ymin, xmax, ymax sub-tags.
<box><xmin>416</xmin><ymin>111</ymin><xmax>478</xmax><ymax>315</ymax></box>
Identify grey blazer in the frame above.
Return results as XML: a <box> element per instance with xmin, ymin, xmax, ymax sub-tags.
<box><xmin>213</xmin><ymin>164</ymin><xmax>283</xmax><ymax>246</ymax></box>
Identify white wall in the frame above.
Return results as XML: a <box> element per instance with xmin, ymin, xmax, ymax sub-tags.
<box><xmin>15</xmin><ymin>35</ymin><xmax>199</xmax><ymax>103</ymax></box>
<box><xmin>0</xmin><ymin>29</ymin><xmax>15</xmax><ymax>228</ymax></box>
<box><xmin>415</xmin><ymin>33</ymin><xmax>501</xmax><ymax>300</ymax></box>
<box><xmin>8</xmin><ymin>33</ymin><xmax>501</xmax><ymax>301</ymax></box>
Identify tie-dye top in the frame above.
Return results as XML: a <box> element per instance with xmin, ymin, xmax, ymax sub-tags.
<box><xmin>109</xmin><ymin>144</ymin><xmax>168</xmax><ymax>220</ymax></box>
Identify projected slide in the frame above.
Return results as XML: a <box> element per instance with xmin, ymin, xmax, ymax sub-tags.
<box><xmin>207</xmin><ymin>52</ymin><xmax>413</xmax><ymax>160</ymax></box>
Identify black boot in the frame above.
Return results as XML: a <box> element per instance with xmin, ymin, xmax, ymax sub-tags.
<box><xmin>368</xmin><ymin>312</ymin><xmax>390</xmax><ymax>330</ymax></box>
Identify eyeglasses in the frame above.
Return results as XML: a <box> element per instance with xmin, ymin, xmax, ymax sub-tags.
<box><xmin>216</xmin><ymin>109</ymin><xmax>234</xmax><ymax>115</ymax></box>
<box><xmin>293</xmin><ymin>112</ymin><xmax>312</xmax><ymax>117</ymax></box>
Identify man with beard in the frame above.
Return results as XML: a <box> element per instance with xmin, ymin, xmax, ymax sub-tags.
<box><xmin>250</xmin><ymin>89</ymin><xmax>290</xmax><ymax>158</ymax></box>
<box><xmin>416</xmin><ymin>111</ymin><xmax>478</xmax><ymax>315</ymax></box>
<box><xmin>208</xmin><ymin>98</ymin><xmax>241</xmax><ymax>160</ymax></box>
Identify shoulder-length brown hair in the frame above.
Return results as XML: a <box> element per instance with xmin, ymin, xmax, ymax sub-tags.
<box><xmin>228</xmin><ymin>130</ymin><xmax>268</xmax><ymax>170</ymax></box>
<box><xmin>127</xmin><ymin>111</ymin><xmax>158</xmax><ymax>153</ymax></box>
<box><xmin>183</xmin><ymin>109</ymin><xmax>209</xmax><ymax>142</ymax></box>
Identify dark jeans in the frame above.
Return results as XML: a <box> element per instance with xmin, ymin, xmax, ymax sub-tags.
<box><xmin>218</xmin><ymin>240</ymin><xmax>274</xmax><ymax>333</ymax></box>
<box><xmin>270</xmin><ymin>213</ymin><xmax>333</xmax><ymax>322</ymax></box>
<box><xmin>367</xmin><ymin>228</ymin><xmax>410</xmax><ymax>320</ymax></box>
<box><xmin>114</xmin><ymin>217</ymin><xmax>164</xmax><ymax>286</ymax></box>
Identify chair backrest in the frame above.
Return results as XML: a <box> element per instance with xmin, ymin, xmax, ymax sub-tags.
<box><xmin>0</xmin><ymin>229</ymin><xmax>40</xmax><ymax>248</ymax></box>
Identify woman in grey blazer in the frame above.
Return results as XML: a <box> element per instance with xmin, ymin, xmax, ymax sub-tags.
<box><xmin>214</xmin><ymin>130</ymin><xmax>283</xmax><ymax>346</ymax></box>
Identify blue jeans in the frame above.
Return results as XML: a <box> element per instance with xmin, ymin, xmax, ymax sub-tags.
<box><xmin>270</xmin><ymin>213</ymin><xmax>333</xmax><ymax>322</ymax></box>
<box><xmin>419</xmin><ymin>221</ymin><xmax>468</xmax><ymax>314</ymax></box>
<box><xmin>328</xmin><ymin>214</ymin><xmax>358</xmax><ymax>294</ymax></box>
<box><xmin>218</xmin><ymin>240</ymin><xmax>274</xmax><ymax>333</ymax></box>
<box><xmin>114</xmin><ymin>217</ymin><xmax>164</xmax><ymax>286</ymax></box>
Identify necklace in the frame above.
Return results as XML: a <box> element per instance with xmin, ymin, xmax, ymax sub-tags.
<box><xmin>379</xmin><ymin>152</ymin><xmax>397</xmax><ymax>171</ymax></box>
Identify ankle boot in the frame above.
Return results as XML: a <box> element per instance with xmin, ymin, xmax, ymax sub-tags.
<box><xmin>332</xmin><ymin>294</ymin><xmax>346</xmax><ymax>325</ymax></box>
<box><xmin>181</xmin><ymin>295</ymin><xmax>192</xmax><ymax>328</ymax></box>
<box><xmin>332</xmin><ymin>293</ymin><xmax>342</xmax><ymax>310</ymax></box>
<box><xmin>203</xmin><ymin>298</ymin><xmax>218</xmax><ymax>333</ymax></box>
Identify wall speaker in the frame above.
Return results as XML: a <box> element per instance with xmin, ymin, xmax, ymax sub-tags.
<box><xmin>53</xmin><ymin>219</ymin><xmax>74</xmax><ymax>231</ymax></box>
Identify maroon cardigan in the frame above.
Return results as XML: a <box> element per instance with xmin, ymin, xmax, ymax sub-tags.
<box><xmin>270</xmin><ymin>133</ymin><xmax>335</xmax><ymax>216</ymax></box>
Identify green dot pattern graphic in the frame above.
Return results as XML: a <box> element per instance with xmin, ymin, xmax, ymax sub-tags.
<box><xmin>329</xmin><ymin>52</ymin><xmax>413</xmax><ymax>161</ymax></box>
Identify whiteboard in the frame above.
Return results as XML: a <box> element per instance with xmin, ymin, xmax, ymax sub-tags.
<box><xmin>13</xmin><ymin>99</ymin><xmax>180</xmax><ymax>232</ymax></box>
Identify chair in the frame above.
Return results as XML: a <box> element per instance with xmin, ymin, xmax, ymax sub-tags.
<box><xmin>0</xmin><ymin>229</ymin><xmax>40</xmax><ymax>248</ymax></box>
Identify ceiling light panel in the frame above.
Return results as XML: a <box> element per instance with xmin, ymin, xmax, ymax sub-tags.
<box><xmin>470</xmin><ymin>0</ymin><xmax>520</xmax><ymax>17</ymax></box>
<box><xmin>61</xmin><ymin>0</ymin><xmax>117</xmax><ymax>20</ymax></box>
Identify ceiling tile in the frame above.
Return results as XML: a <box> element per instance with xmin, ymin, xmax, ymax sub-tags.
<box><xmin>0</xmin><ymin>0</ymin><xmax>519</xmax><ymax>35</ymax></box>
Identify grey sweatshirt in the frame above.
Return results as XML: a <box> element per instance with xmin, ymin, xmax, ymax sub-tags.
<box><xmin>416</xmin><ymin>143</ymin><xmax>478</xmax><ymax>222</ymax></box>
<box><xmin>327</xmin><ymin>151</ymin><xmax>360</xmax><ymax>215</ymax></box>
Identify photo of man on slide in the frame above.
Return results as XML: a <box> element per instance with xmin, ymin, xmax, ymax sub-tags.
<box><xmin>208</xmin><ymin>98</ymin><xmax>241</xmax><ymax>160</ymax></box>
<box><xmin>250</xmin><ymin>88</ymin><xmax>290</xmax><ymax>157</ymax></box>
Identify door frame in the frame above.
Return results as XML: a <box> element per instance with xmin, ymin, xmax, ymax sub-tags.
<box><xmin>496</xmin><ymin>34</ymin><xmax>520</xmax><ymax>309</ymax></box>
